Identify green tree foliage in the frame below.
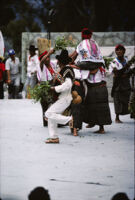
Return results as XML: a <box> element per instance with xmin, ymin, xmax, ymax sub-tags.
<box><xmin>1</xmin><ymin>0</ymin><xmax>135</xmax><ymax>55</ymax></box>
<box><xmin>1</xmin><ymin>0</ymin><xmax>41</xmax><ymax>55</ymax></box>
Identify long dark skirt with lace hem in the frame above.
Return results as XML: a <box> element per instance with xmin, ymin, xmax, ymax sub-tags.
<box><xmin>83</xmin><ymin>81</ymin><xmax>112</xmax><ymax>126</ymax></box>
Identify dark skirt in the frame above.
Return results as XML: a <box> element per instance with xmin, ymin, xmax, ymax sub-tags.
<box><xmin>113</xmin><ymin>90</ymin><xmax>131</xmax><ymax>115</ymax></box>
<box><xmin>71</xmin><ymin>80</ymin><xmax>85</xmax><ymax>129</ymax></box>
<box><xmin>112</xmin><ymin>77</ymin><xmax>131</xmax><ymax>115</ymax></box>
<box><xmin>82</xmin><ymin>81</ymin><xmax>112</xmax><ymax>125</ymax></box>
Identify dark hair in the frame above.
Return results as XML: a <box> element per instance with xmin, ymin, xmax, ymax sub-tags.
<box><xmin>28</xmin><ymin>187</ymin><xmax>51</xmax><ymax>200</ymax></box>
<box><xmin>56</xmin><ymin>49</ymin><xmax>72</xmax><ymax>65</ymax></box>
<box><xmin>111</xmin><ymin>192</ymin><xmax>130</xmax><ymax>200</ymax></box>
<box><xmin>115</xmin><ymin>44</ymin><xmax>126</xmax><ymax>52</ymax></box>
<box><xmin>81</xmin><ymin>28</ymin><xmax>93</xmax><ymax>39</ymax></box>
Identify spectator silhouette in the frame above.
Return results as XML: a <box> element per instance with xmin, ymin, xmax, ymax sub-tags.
<box><xmin>111</xmin><ymin>192</ymin><xmax>130</xmax><ymax>200</ymax></box>
<box><xmin>28</xmin><ymin>186</ymin><xmax>51</xmax><ymax>200</ymax></box>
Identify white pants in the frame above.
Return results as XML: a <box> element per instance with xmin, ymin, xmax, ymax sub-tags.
<box><xmin>45</xmin><ymin>97</ymin><xmax>72</xmax><ymax>139</ymax></box>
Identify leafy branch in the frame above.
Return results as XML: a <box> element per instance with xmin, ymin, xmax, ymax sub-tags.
<box><xmin>54</xmin><ymin>36</ymin><xmax>77</xmax><ymax>50</ymax></box>
<box><xmin>29</xmin><ymin>81</ymin><xmax>53</xmax><ymax>103</ymax></box>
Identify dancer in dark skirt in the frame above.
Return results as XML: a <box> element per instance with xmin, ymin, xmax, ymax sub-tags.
<box><xmin>83</xmin><ymin>68</ymin><xmax>112</xmax><ymax>133</ymax></box>
<box><xmin>70</xmin><ymin>28</ymin><xmax>112</xmax><ymax>134</ymax></box>
<box><xmin>108</xmin><ymin>44</ymin><xmax>133</xmax><ymax>123</ymax></box>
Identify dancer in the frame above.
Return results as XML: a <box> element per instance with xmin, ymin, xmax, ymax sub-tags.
<box><xmin>37</xmin><ymin>49</ymin><xmax>58</xmax><ymax>126</ymax></box>
<box><xmin>83</xmin><ymin>65</ymin><xmax>112</xmax><ymax>133</ymax></box>
<box><xmin>70</xmin><ymin>28</ymin><xmax>105</xmax><ymax>71</ymax></box>
<box><xmin>108</xmin><ymin>44</ymin><xmax>132</xmax><ymax>123</ymax></box>
<box><xmin>70</xmin><ymin>28</ymin><xmax>111</xmax><ymax>133</ymax></box>
<box><xmin>45</xmin><ymin>49</ymin><xmax>74</xmax><ymax>143</ymax></box>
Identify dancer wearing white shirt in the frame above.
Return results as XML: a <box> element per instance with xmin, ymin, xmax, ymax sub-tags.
<box><xmin>37</xmin><ymin>50</ymin><xmax>58</xmax><ymax>126</ymax></box>
<box><xmin>24</xmin><ymin>45</ymin><xmax>39</xmax><ymax>97</ymax></box>
<box><xmin>44</xmin><ymin>49</ymin><xmax>74</xmax><ymax>143</ymax></box>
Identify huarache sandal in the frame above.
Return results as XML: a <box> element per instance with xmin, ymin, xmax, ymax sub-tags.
<box><xmin>45</xmin><ymin>138</ymin><xmax>59</xmax><ymax>144</ymax></box>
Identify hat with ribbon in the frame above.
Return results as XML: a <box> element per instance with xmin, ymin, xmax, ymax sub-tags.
<box><xmin>56</xmin><ymin>49</ymin><xmax>72</xmax><ymax>65</ymax></box>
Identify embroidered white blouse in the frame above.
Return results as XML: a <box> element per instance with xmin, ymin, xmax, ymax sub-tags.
<box><xmin>76</xmin><ymin>39</ymin><xmax>104</xmax><ymax>63</ymax></box>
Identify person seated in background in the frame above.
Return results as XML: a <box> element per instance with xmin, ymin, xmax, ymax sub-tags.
<box><xmin>28</xmin><ymin>186</ymin><xmax>51</xmax><ymax>200</ymax></box>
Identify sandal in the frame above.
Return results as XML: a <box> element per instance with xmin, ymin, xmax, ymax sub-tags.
<box><xmin>45</xmin><ymin>138</ymin><xmax>59</xmax><ymax>144</ymax></box>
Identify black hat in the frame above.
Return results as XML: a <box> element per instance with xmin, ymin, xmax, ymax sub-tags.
<box><xmin>27</xmin><ymin>45</ymin><xmax>38</xmax><ymax>51</ymax></box>
<box><xmin>56</xmin><ymin>49</ymin><xmax>72</xmax><ymax>65</ymax></box>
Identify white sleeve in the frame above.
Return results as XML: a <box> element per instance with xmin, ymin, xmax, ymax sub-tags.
<box><xmin>76</xmin><ymin>43</ymin><xmax>81</xmax><ymax>54</ymax></box>
<box><xmin>55</xmin><ymin>78</ymin><xmax>72</xmax><ymax>93</ymax></box>
<box><xmin>107</xmin><ymin>62</ymin><xmax>115</xmax><ymax>75</ymax></box>
<box><xmin>5</xmin><ymin>59</ymin><xmax>10</xmax><ymax>70</ymax></box>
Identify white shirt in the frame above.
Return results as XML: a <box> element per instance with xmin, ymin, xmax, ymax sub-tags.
<box><xmin>5</xmin><ymin>57</ymin><xmax>20</xmax><ymax>75</ymax></box>
<box><xmin>108</xmin><ymin>57</ymin><xmax>128</xmax><ymax>75</ymax></box>
<box><xmin>37</xmin><ymin>60</ymin><xmax>58</xmax><ymax>82</ymax></box>
<box><xmin>76</xmin><ymin>39</ymin><xmax>104</xmax><ymax>63</ymax></box>
<box><xmin>87</xmin><ymin>68</ymin><xmax>105</xmax><ymax>83</ymax></box>
<box><xmin>73</xmin><ymin>68</ymin><xmax>90</xmax><ymax>80</ymax></box>
<box><xmin>27</xmin><ymin>54</ymin><xmax>39</xmax><ymax>77</ymax></box>
<box><xmin>55</xmin><ymin>78</ymin><xmax>73</xmax><ymax>101</ymax></box>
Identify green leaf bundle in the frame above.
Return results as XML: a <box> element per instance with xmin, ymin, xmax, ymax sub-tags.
<box><xmin>54</xmin><ymin>36</ymin><xmax>77</xmax><ymax>50</ymax></box>
<box><xmin>103</xmin><ymin>56</ymin><xmax>114</xmax><ymax>69</ymax></box>
<box><xmin>30</xmin><ymin>81</ymin><xmax>53</xmax><ymax>103</ymax></box>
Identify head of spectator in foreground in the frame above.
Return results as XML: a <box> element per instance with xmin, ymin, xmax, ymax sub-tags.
<box><xmin>28</xmin><ymin>186</ymin><xmax>51</xmax><ymax>200</ymax></box>
<box><xmin>81</xmin><ymin>28</ymin><xmax>93</xmax><ymax>40</ymax></box>
<box><xmin>111</xmin><ymin>192</ymin><xmax>130</xmax><ymax>200</ymax></box>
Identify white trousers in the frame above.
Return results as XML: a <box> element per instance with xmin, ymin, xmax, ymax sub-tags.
<box><xmin>45</xmin><ymin>97</ymin><xmax>72</xmax><ymax>139</ymax></box>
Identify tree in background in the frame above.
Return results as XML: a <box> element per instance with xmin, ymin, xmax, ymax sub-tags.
<box><xmin>1</xmin><ymin>0</ymin><xmax>41</xmax><ymax>56</ymax></box>
<box><xmin>1</xmin><ymin>0</ymin><xmax>135</xmax><ymax>56</ymax></box>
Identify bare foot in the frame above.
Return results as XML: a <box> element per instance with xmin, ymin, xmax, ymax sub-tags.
<box><xmin>115</xmin><ymin>119</ymin><xmax>123</xmax><ymax>123</ymax></box>
<box><xmin>94</xmin><ymin>130</ymin><xmax>105</xmax><ymax>134</ymax></box>
<box><xmin>45</xmin><ymin>117</ymin><xmax>48</xmax><ymax>121</ymax></box>
<box><xmin>73</xmin><ymin>128</ymin><xmax>78</xmax><ymax>136</ymax></box>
